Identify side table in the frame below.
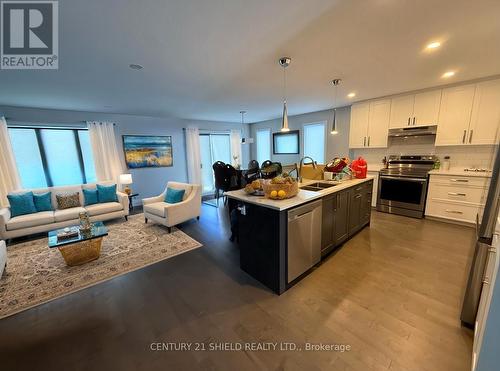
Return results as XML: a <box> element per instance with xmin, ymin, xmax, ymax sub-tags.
<box><xmin>127</xmin><ymin>193</ymin><xmax>139</xmax><ymax>211</ymax></box>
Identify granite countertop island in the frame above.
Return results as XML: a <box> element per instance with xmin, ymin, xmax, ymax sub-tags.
<box><xmin>225</xmin><ymin>176</ymin><xmax>375</xmax><ymax>211</ymax></box>
<box><xmin>226</xmin><ymin>176</ymin><xmax>375</xmax><ymax>295</ymax></box>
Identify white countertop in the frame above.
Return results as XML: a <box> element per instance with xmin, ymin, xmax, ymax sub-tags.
<box><xmin>225</xmin><ymin>176</ymin><xmax>375</xmax><ymax>211</ymax></box>
<box><xmin>428</xmin><ymin>168</ymin><xmax>492</xmax><ymax>178</ymax></box>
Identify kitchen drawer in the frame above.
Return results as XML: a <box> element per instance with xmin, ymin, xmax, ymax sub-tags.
<box><xmin>427</xmin><ymin>183</ymin><xmax>488</xmax><ymax>205</ymax></box>
<box><xmin>429</xmin><ymin>174</ymin><xmax>490</xmax><ymax>188</ymax></box>
<box><xmin>425</xmin><ymin>199</ymin><xmax>483</xmax><ymax>224</ymax></box>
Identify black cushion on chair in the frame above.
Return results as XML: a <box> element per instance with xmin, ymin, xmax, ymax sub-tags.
<box><xmin>261</xmin><ymin>161</ymin><xmax>282</xmax><ymax>179</ymax></box>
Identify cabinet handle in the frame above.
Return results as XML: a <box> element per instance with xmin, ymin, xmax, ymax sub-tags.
<box><xmin>469</xmin><ymin>130</ymin><xmax>473</xmax><ymax>144</ymax></box>
<box><xmin>355</xmin><ymin>194</ymin><xmax>362</xmax><ymax>199</ymax></box>
<box><xmin>448</xmin><ymin>192</ymin><xmax>466</xmax><ymax>196</ymax></box>
<box><xmin>367</xmin><ymin>136</ymin><xmax>370</xmax><ymax>146</ymax></box>
<box><xmin>363</xmin><ymin>137</ymin><xmax>366</xmax><ymax>146</ymax></box>
<box><xmin>450</xmin><ymin>179</ymin><xmax>469</xmax><ymax>183</ymax></box>
<box><xmin>412</xmin><ymin>117</ymin><xmax>416</xmax><ymax>126</ymax></box>
<box><xmin>445</xmin><ymin>209</ymin><xmax>464</xmax><ymax>214</ymax></box>
<box><xmin>462</xmin><ymin>130</ymin><xmax>467</xmax><ymax>143</ymax></box>
<box><xmin>407</xmin><ymin>117</ymin><xmax>411</xmax><ymax>126</ymax></box>
<box><xmin>483</xmin><ymin>277</ymin><xmax>490</xmax><ymax>285</ymax></box>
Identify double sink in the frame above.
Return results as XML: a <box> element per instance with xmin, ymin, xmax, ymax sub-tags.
<box><xmin>300</xmin><ymin>182</ymin><xmax>337</xmax><ymax>192</ymax></box>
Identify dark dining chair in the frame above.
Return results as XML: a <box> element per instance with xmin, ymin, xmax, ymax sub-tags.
<box><xmin>244</xmin><ymin>160</ymin><xmax>260</xmax><ymax>184</ymax></box>
<box><xmin>213</xmin><ymin>162</ymin><xmax>241</xmax><ymax>206</ymax></box>
<box><xmin>261</xmin><ymin>161</ymin><xmax>282</xmax><ymax>179</ymax></box>
<box><xmin>213</xmin><ymin>161</ymin><xmax>226</xmax><ymax>206</ymax></box>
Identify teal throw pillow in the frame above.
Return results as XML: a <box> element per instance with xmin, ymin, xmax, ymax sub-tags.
<box><xmin>7</xmin><ymin>192</ymin><xmax>37</xmax><ymax>217</ymax></box>
<box><xmin>97</xmin><ymin>184</ymin><xmax>118</xmax><ymax>203</ymax></box>
<box><xmin>33</xmin><ymin>192</ymin><xmax>53</xmax><ymax>212</ymax></box>
<box><xmin>83</xmin><ymin>188</ymin><xmax>99</xmax><ymax>206</ymax></box>
<box><xmin>165</xmin><ymin>188</ymin><xmax>185</xmax><ymax>204</ymax></box>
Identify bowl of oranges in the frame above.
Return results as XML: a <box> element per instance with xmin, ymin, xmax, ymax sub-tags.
<box><xmin>262</xmin><ymin>173</ymin><xmax>299</xmax><ymax>200</ymax></box>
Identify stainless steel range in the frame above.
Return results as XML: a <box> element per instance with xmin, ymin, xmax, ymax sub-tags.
<box><xmin>376</xmin><ymin>155</ymin><xmax>437</xmax><ymax>218</ymax></box>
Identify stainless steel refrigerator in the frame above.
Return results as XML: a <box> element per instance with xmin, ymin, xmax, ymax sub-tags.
<box><xmin>461</xmin><ymin>144</ymin><xmax>500</xmax><ymax>327</ymax></box>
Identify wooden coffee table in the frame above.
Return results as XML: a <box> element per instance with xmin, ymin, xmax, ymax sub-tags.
<box><xmin>48</xmin><ymin>222</ymin><xmax>108</xmax><ymax>266</ymax></box>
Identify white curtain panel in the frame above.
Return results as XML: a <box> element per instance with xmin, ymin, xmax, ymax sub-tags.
<box><xmin>230</xmin><ymin>129</ymin><xmax>242</xmax><ymax>168</ymax></box>
<box><xmin>0</xmin><ymin>117</ymin><xmax>21</xmax><ymax>207</ymax></box>
<box><xmin>87</xmin><ymin>121</ymin><xmax>124</xmax><ymax>183</ymax></box>
<box><xmin>185</xmin><ymin>127</ymin><xmax>202</xmax><ymax>185</ymax></box>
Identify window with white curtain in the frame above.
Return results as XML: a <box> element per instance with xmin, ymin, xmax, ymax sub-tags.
<box><xmin>303</xmin><ymin>122</ymin><xmax>326</xmax><ymax>164</ymax></box>
<box><xmin>256</xmin><ymin>128</ymin><xmax>271</xmax><ymax>165</ymax></box>
<box><xmin>8</xmin><ymin>127</ymin><xmax>96</xmax><ymax>188</ymax></box>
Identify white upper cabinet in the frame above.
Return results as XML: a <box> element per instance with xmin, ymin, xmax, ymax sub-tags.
<box><xmin>349</xmin><ymin>100</ymin><xmax>390</xmax><ymax>148</ymax></box>
<box><xmin>389</xmin><ymin>90</ymin><xmax>441</xmax><ymax>128</ymax></box>
<box><xmin>413</xmin><ymin>90</ymin><xmax>442</xmax><ymax>126</ymax></box>
<box><xmin>367</xmin><ymin>99</ymin><xmax>391</xmax><ymax>148</ymax></box>
<box><xmin>469</xmin><ymin>80</ymin><xmax>500</xmax><ymax>145</ymax></box>
<box><xmin>389</xmin><ymin>95</ymin><xmax>414</xmax><ymax>128</ymax></box>
<box><xmin>351</xmin><ymin>78</ymin><xmax>499</xmax><ymax>148</ymax></box>
<box><xmin>435</xmin><ymin>84</ymin><xmax>476</xmax><ymax>146</ymax></box>
<box><xmin>349</xmin><ymin>102</ymin><xmax>370</xmax><ymax>148</ymax></box>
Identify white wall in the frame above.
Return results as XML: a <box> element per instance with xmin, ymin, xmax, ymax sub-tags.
<box><xmin>0</xmin><ymin>105</ymin><xmax>250</xmax><ymax>204</ymax></box>
<box><xmin>249</xmin><ymin>107</ymin><xmax>351</xmax><ymax>166</ymax></box>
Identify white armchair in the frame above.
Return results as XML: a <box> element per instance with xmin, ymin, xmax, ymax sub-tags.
<box><xmin>142</xmin><ymin>182</ymin><xmax>201</xmax><ymax>232</ymax></box>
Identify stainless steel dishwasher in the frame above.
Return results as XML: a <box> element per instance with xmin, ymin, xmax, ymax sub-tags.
<box><xmin>287</xmin><ymin>199</ymin><xmax>322</xmax><ymax>283</ymax></box>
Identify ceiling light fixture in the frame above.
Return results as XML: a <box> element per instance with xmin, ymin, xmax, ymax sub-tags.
<box><xmin>240</xmin><ymin>110</ymin><xmax>246</xmax><ymax>125</ymax></box>
<box><xmin>279</xmin><ymin>57</ymin><xmax>291</xmax><ymax>132</ymax></box>
<box><xmin>330</xmin><ymin>79</ymin><xmax>341</xmax><ymax>135</ymax></box>
<box><xmin>347</xmin><ymin>92</ymin><xmax>356</xmax><ymax>98</ymax></box>
<box><xmin>426</xmin><ymin>41</ymin><xmax>441</xmax><ymax>50</ymax></box>
<box><xmin>129</xmin><ymin>64</ymin><xmax>144</xmax><ymax>70</ymax></box>
<box><xmin>442</xmin><ymin>70</ymin><xmax>456</xmax><ymax>78</ymax></box>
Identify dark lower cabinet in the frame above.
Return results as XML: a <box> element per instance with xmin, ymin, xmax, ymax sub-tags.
<box><xmin>235</xmin><ymin>201</ymin><xmax>287</xmax><ymax>294</ymax></box>
<box><xmin>348</xmin><ymin>186</ymin><xmax>363</xmax><ymax>235</ymax></box>
<box><xmin>360</xmin><ymin>182</ymin><xmax>372</xmax><ymax>226</ymax></box>
<box><xmin>334</xmin><ymin>189</ymin><xmax>350</xmax><ymax>245</ymax></box>
<box><xmin>321</xmin><ymin>194</ymin><xmax>335</xmax><ymax>253</ymax></box>
<box><xmin>321</xmin><ymin>180</ymin><xmax>373</xmax><ymax>257</ymax></box>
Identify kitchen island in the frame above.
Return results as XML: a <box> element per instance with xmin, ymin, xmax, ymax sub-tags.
<box><xmin>226</xmin><ymin>177</ymin><xmax>374</xmax><ymax>294</ymax></box>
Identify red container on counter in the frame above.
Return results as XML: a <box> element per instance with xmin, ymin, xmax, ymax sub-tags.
<box><xmin>351</xmin><ymin>157</ymin><xmax>367</xmax><ymax>179</ymax></box>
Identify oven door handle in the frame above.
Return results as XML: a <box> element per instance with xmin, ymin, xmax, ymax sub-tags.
<box><xmin>380</xmin><ymin>175</ymin><xmax>426</xmax><ymax>182</ymax></box>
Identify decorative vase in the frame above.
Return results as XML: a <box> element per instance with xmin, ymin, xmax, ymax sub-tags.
<box><xmin>79</xmin><ymin>211</ymin><xmax>91</xmax><ymax>232</ymax></box>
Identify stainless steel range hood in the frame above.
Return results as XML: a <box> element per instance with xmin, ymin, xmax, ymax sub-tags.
<box><xmin>388</xmin><ymin>125</ymin><xmax>437</xmax><ymax>138</ymax></box>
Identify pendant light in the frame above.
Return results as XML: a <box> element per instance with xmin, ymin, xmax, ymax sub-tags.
<box><xmin>279</xmin><ymin>57</ymin><xmax>291</xmax><ymax>132</ymax></box>
<box><xmin>330</xmin><ymin>79</ymin><xmax>341</xmax><ymax>135</ymax></box>
<box><xmin>240</xmin><ymin>110</ymin><xmax>246</xmax><ymax>125</ymax></box>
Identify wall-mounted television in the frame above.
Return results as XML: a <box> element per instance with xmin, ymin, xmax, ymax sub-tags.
<box><xmin>273</xmin><ymin>130</ymin><xmax>300</xmax><ymax>154</ymax></box>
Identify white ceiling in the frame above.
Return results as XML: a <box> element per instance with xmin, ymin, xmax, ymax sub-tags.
<box><xmin>1</xmin><ymin>0</ymin><xmax>500</xmax><ymax>123</ymax></box>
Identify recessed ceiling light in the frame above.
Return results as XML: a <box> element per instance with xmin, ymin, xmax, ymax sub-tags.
<box><xmin>426</xmin><ymin>41</ymin><xmax>441</xmax><ymax>50</ymax></box>
<box><xmin>129</xmin><ymin>64</ymin><xmax>143</xmax><ymax>70</ymax></box>
<box><xmin>442</xmin><ymin>71</ymin><xmax>456</xmax><ymax>78</ymax></box>
<box><xmin>347</xmin><ymin>92</ymin><xmax>356</xmax><ymax>98</ymax></box>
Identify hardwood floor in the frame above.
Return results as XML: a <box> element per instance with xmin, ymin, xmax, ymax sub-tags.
<box><xmin>0</xmin><ymin>205</ymin><xmax>474</xmax><ymax>371</ymax></box>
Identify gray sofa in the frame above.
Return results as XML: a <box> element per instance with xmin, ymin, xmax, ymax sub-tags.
<box><xmin>0</xmin><ymin>181</ymin><xmax>129</xmax><ymax>240</ymax></box>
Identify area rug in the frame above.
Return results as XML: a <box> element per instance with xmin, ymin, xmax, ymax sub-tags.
<box><xmin>0</xmin><ymin>214</ymin><xmax>202</xmax><ymax>319</ymax></box>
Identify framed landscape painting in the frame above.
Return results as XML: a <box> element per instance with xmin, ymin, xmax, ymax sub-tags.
<box><xmin>122</xmin><ymin>135</ymin><xmax>173</xmax><ymax>168</ymax></box>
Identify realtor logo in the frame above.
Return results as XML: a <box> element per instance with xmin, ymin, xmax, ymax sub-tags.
<box><xmin>1</xmin><ymin>1</ymin><xmax>58</xmax><ymax>69</ymax></box>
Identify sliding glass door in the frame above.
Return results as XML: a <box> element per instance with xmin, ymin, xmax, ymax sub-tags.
<box><xmin>199</xmin><ymin>133</ymin><xmax>232</xmax><ymax>195</ymax></box>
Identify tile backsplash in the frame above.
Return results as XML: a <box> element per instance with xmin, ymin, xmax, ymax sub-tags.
<box><xmin>351</xmin><ymin>136</ymin><xmax>497</xmax><ymax>169</ymax></box>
